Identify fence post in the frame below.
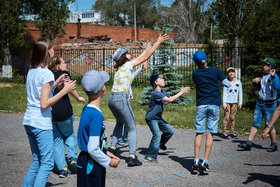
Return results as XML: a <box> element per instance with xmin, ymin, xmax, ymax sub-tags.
<box><xmin>103</xmin><ymin>48</ymin><xmax>105</xmax><ymax>71</ymax></box>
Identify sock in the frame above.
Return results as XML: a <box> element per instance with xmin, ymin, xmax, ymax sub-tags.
<box><xmin>130</xmin><ymin>155</ymin><xmax>135</xmax><ymax>159</ymax></box>
<box><xmin>202</xmin><ymin>160</ymin><xmax>208</xmax><ymax>165</ymax></box>
<box><xmin>194</xmin><ymin>158</ymin><xmax>199</xmax><ymax>164</ymax></box>
<box><xmin>246</xmin><ymin>140</ymin><xmax>252</xmax><ymax>145</ymax></box>
<box><xmin>271</xmin><ymin>142</ymin><xmax>276</xmax><ymax>146</ymax></box>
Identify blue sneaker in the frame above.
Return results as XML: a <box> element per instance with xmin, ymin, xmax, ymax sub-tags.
<box><xmin>118</xmin><ymin>138</ymin><xmax>125</xmax><ymax>145</ymax></box>
<box><xmin>59</xmin><ymin>167</ymin><xmax>71</xmax><ymax>178</ymax></box>
<box><xmin>144</xmin><ymin>156</ymin><xmax>158</xmax><ymax>163</ymax></box>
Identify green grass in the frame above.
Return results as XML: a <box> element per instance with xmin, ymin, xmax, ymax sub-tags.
<box><xmin>0</xmin><ymin>80</ymin><xmax>278</xmax><ymax>136</ymax></box>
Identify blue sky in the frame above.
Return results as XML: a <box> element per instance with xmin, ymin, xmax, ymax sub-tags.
<box><xmin>70</xmin><ymin>0</ymin><xmax>175</xmax><ymax>12</ymax></box>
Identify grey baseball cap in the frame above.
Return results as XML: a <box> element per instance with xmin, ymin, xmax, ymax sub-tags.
<box><xmin>113</xmin><ymin>47</ymin><xmax>130</xmax><ymax>61</ymax></box>
<box><xmin>81</xmin><ymin>70</ymin><xmax>110</xmax><ymax>94</ymax></box>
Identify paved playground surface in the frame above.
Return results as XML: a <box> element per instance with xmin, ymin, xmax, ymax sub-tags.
<box><xmin>0</xmin><ymin>113</ymin><xmax>279</xmax><ymax>187</ymax></box>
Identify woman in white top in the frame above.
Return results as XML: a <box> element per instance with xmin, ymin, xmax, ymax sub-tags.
<box><xmin>108</xmin><ymin>34</ymin><xmax>169</xmax><ymax>167</ymax></box>
<box><xmin>22</xmin><ymin>38</ymin><xmax>76</xmax><ymax>187</ymax></box>
<box><xmin>222</xmin><ymin>67</ymin><xmax>243</xmax><ymax>138</ymax></box>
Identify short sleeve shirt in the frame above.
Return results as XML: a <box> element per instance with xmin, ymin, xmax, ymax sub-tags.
<box><xmin>78</xmin><ymin>104</ymin><xmax>108</xmax><ymax>152</ymax></box>
<box><xmin>145</xmin><ymin>89</ymin><xmax>170</xmax><ymax>121</ymax></box>
<box><xmin>112</xmin><ymin>60</ymin><xmax>135</xmax><ymax>92</ymax></box>
<box><xmin>51</xmin><ymin>71</ymin><xmax>73</xmax><ymax>122</ymax></box>
<box><xmin>23</xmin><ymin>67</ymin><xmax>54</xmax><ymax>130</ymax></box>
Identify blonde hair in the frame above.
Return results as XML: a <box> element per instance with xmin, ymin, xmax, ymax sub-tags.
<box><xmin>48</xmin><ymin>56</ymin><xmax>62</xmax><ymax>72</ymax></box>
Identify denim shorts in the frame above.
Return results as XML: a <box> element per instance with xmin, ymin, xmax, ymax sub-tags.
<box><xmin>195</xmin><ymin>105</ymin><xmax>220</xmax><ymax>133</ymax></box>
<box><xmin>252</xmin><ymin>102</ymin><xmax>277</xmax><ymax>129</ymax></box>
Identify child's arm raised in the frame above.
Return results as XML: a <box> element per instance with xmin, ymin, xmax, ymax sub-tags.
<box><xmin>162</xmin><ymin>87</ymin><xmax>190</xmax><ymax>103</ymax></box>
<box><xmin>133</xmin><ymin>34</ymin><xmax>169</xmax><ymax>67</ymax></box>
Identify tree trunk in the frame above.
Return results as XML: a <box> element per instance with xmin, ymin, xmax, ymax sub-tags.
<box><xmin>2</xmin><ymin>46</ymin><xmax>12</xmax><ymax>78</ymax></box>
<box><xmin>234</xmin><ymin>36</ymin><xmax>241</xmax><ymax>79</ymax></box>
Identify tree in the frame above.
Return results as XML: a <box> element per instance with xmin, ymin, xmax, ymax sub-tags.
<box><xmin>138</xmin><ymin>27</ymin><xmax>192</xmax><ymax>106</ymax></box>
<box><xmin>211</xmin><ymin>0</ymin><xmax>256</xmax><ymax>79</ymax></box>
<box><xmin>242</xmin><ymin>0</ymin><xmax>280</xmax><ymax>108</ymax></box>
<box><xmin>23</xmin><ymin>0</ymin><xmax>74</xmax><ymax>40</ymax></box>
<box><xmin>0</xmin><ymin>0</ymin><xmax>26</xmax><ymax>66</ymax></box>
<box><xmin>93</xmin><ymin>0</ymin><xmax>159</xmax><ymax>29</ymax></box>
<box><xmin>157</xmin><ymin>0</ymin><xmax>209</xmax><ymax>43</ymax></box>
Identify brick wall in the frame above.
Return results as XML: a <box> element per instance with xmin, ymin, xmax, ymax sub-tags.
<box><xmin>25</xmin><ymin>23</ymin><xmax>174</xmax><ymax>50</ymax></box>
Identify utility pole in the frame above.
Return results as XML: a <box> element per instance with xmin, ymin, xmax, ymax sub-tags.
<box><xmin>134</xmin><ymin>0</ymin><xmax>137</xmax><ymax>41</ymax></box>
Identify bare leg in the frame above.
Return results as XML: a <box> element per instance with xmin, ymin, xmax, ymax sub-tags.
<box><xmin>204</xmin><ymin>133</ymin><xmax>213</xmax><ymax>161</ymax></box>
<box><xmin>269</xmin><ymin>128</ymin><xmax>277</xmax><ymax>143</ymax></box>
<box><xmin>248</xmin><ymin>126</ymin><xmax>259</xmax><ymax>141</ymax></box>
<box><xmin>194</xmin><ymin>133</ymin><xmax>204</xmax><ymax>159</ymax></box>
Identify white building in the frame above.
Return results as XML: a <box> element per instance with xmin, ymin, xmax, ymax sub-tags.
<box><xmin>67</xmin><ymin>10</ymin><xmax>104</xmax><ymax>25</ymax></box>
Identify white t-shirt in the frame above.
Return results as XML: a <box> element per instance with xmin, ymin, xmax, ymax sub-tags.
<box><xmin>112</xmin><ymin>60</ymin><xmax>135</xmax><ymax>92</ymax></box>
<box><xmin>23</xmin><ymin>67</ymin><xmax>54</xmax><ymax>130</ymax></box>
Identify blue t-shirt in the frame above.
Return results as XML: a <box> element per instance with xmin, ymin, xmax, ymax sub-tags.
<box><xmin>193</xmin><ymin>67</ymin><xmax>226</xmax><ymax>106</ymax></box>
<box><xmin>78</xmin><ymin>104</ymin><xmax>110</xmax><ymax>168</ymax></box>
<box><xmin>145</xmin><ymin>89</ymin><xmax>170</xmax><ymax>121</ymax></box>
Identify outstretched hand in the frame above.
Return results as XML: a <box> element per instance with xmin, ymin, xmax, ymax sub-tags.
<box><xmin>252</xmin><ymin>77</ymin><xmax>261</xmax><ymax>84</ymax></box>
<box><xmin>181</xmin><ymin>86</ymin><xmax>191</xmax><ymax>94</ymax></box>
<box><xmin>63</xmin><ymin>80</ymin><xmax>76</xmax><ymax>93</ymax></box>
<box><xmin>157</xmin><ymin>34</ymin><xmax>169</xmax><ymax>43</ymax></box>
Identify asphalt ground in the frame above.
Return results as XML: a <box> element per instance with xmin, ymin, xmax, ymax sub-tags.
<box><xmin>0</xmin><ymin>113</ymin><xmax>279</xmax><ymax>187</ymax></box>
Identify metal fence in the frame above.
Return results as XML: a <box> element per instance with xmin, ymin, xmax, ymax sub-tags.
<box><xmin>6</xmin><ymin>47</ymin><xmax>248</xmax><ymax>85</ymax></box>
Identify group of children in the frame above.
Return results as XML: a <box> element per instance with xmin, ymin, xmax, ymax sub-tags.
<box><xmin>22</xmin><ymin>35</ymin><xmax>279</xmax><ymax>186</ymax></box>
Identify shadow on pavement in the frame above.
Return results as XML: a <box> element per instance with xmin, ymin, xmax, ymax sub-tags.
<box><xmin>168</xmin><ymin>155</ymin><xmax>194</xmax><ymax>173</ymax></box>
<box><xmin>244</xmin><ymin>163</ymin><xmax>280</xmax><ymax>167</ymax></box>
<box><xmin>243</xmin><ymin>173</ymin><xmax>280</xmax><ymax>186</ymax></box>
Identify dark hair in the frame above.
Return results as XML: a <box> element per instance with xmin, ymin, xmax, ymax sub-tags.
<box><xmin>114</xmin><ymin>53</ymin><xmax>129</xmax><ymax>69</ymax></box>
<box><xmin>36</xmin><ymin>37</ymin><xmax>54</xmax><ymax>65</ymax></box>
<box><xmin>197</xmin><ymin>61</ymin><xmax>207</xmax><ymax>69</ymax></box>
<box><xmin>48</xmin><ymin>56</ymin><xmax>62</xmax><ymax>72</ymax></box>
<box><xmin>36</xmin><ymin>37</ymin><xmax>53</xmax><ymax>50</ymax></box>
<box><xmin>30</xmin><ymin>42</ymin><xmax>48</xmax><ymax>68</ymax></box>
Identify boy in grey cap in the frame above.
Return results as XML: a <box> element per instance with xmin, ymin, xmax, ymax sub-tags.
<box><xmin>77</xmin><ymin>70</ymin><xmax>120</xmax><ymax>187</ymax></box>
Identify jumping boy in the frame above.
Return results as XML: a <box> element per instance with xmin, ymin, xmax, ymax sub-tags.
<box><xmin>191</xmin><ymin>51</ymin><xmax>231</xmax><ymax>173</ymax></box>
<box><xmin>144</xmin><ymin>73</ymin><xmax>190</xmax><ymax>162</ymax></box>
<box><xmin>77</xmin><ymin>70</ymin><xmax>120</xmax><ymax>187</ymax></box>
<box><xmin>238</xmin><ymin>57</ymin><xmax>279</xmax><ymax>152</ymax></box>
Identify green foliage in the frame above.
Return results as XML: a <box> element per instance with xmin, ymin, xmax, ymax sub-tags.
<box><xmin>94</xmin><ymin>0</ymin><xmax>159</xmax><ymax>29</ymax></box>
<box><xmin>211</xmin><ymin>0</ymin><xmax>256</xmax><ymax>47</ymax></box>
<box><xmin>138</xmin><ymin>28</ymin><xmax>192</xmax><ymax>106</ymax></box>
<box><xmin>23</xmin><ymin>0</ymin><xmax>74</xmax><ymax>40</ymax></box>
<box><xmin>0</xmin><ymin>0</ymin><xmax>26</xmax><ymax>65</ymax></box>
<box><xmin>157</xmin><ymin>0</ymin><xmax>210</xmax><ymax>43</ymax></box>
